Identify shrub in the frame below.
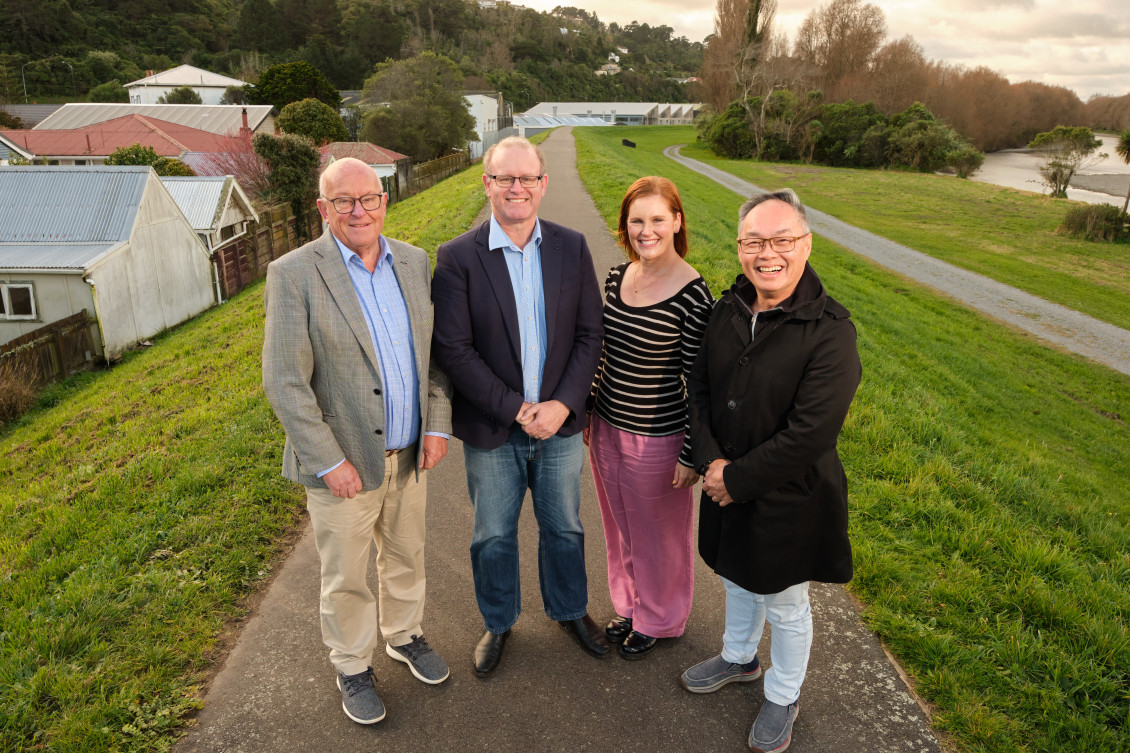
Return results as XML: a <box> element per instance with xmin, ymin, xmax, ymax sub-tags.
<box><xmin>157</xmin><ymin>86</ymin><xmax>203</xmax><ymax>104</ymax></box>
<box><xmin>88</xmin><ymin>80</ymin><xmax>129</xmax><ymax>103</ymax></box>
<box><xmin>0</xmin><ymin>357</ymin><xmax>38</xmax><ymax>425</ymax></box>
<box><xmin>1058</xmin><ymin>204</ymin><xmax>1128</xmax><ymax>242</ymax></box>
<box><xmin>946</xmin><ymin>146</ymin><xmax>985</xmax><ymax>178</ymax></box>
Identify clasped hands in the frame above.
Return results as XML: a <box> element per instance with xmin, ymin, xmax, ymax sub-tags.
<box><xmin>516</xmin><ymin>399</ymin><xmax>569</xmax><ymax>440</ymax></box>
<box><xmin>701</xmin><ymin>458</ymin><xmax>734</xmax><ymax>506</ymax></box>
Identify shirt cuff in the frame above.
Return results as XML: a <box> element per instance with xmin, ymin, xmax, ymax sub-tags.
<box><xmin>424</xmin><ymin>432</ymin><xmax>450</xmax><ymax>440</ymax></box>
<box><xmin>316</xmin><ymin>458</ymin><xmax>346</xmax><ymax>478</ymax></box>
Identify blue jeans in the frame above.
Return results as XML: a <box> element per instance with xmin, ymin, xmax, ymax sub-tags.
<box><xmin>464</xmin><ymin>430</ymin><xmax>588</xmax><ymax>633</ymax></box>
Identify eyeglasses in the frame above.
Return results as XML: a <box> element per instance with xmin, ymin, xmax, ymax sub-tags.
<box><xmin>488</xmin><ymin>174</ymin><xmax>543</xmax><ymax>188</ymax></box>
<box><xmin>736</xmin><ymin>233</ymin><xmax>811</xmax><ymax>254</ymax></box>
<box><xmin>326</xmin><ymin>193</ymin><xmax>386</xmax><ymax>213</ymax></box>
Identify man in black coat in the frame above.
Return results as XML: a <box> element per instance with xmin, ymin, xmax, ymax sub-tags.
<box><xmin>682</xmin><ymin>189</ymin><xmax>861</xmax><ymax>753</ymax></box>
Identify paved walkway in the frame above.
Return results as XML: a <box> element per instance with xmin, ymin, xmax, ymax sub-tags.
<box><xmin>665</xmin><ymin>145</ymin><xmax>1130</xmax><ymax>376</ymax></box>
<box><xmin>175</xmin><ymin>129</ymin><xmax>941</xmax><ymax>753</ymax></box>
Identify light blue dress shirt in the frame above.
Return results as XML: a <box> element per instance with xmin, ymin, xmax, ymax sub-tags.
<box><xmin>489</xmin><ymin>216</ymin><xmax>547</xmax><ymax>404</ymax></box>
<box><xmin>317</xmin><ymin>234</ymin><xmax>420</xmax><ymax>478</ymax></box>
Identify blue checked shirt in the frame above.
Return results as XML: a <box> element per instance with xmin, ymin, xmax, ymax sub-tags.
<box><xmin>490</xmin><ymin>216</ymin><xmax>547</xmax><ymax>403</ymax></box>
<box><xmin>317</xmin><ymin>234</ymin><xmax>420</xmax><ymax>477</ymax></box>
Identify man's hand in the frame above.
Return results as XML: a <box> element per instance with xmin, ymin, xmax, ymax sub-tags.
<box><xmin>420</xmin><ymin>435</ymin><xmax>449</xmax><ymax>470</ymax></box>
<box><xmin>515</xmin><ymin>402</ymin><xmax>536</xmax><ymax>426</ymax></box>
<box><xmin>324</xmin><ymin>460</ymin><xmax>363</xmax><ymax>499</ymax></box>
<box><xmin>520</xmin><ymin>400</ymin><xmax>570</xmax><ymax>440</ymax></box>
<box><xmin>701</xmin><ymin>458</ymin><xmax>734</xmax><ymax>506</ymax></box>
<box><xmin>672</xmin><ymin>463</ymin><xmax>699</xmax><ymax>490</ymax></box>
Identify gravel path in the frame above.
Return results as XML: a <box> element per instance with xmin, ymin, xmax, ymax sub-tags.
<box><xmin>665</xmin><ymin>145</ymin><xmax>1130</xmax><ymax>376</ymax></box>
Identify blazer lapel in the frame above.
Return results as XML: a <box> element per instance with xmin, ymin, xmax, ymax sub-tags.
<box><xmin>475</xmin><ymin>223</ymin><xmax>522</xmax><ymax>358</ymax></box>
<box><xmin>390</xmin><ymin>241</ymin><xmax>429</xmax><ymax>382</ymax></box>
<box><xmin>314</xmin><ymin>233</ymin><xmax>380</xmax><ymax>371</ymax></box>
<box><xmin>540</xmin><ymin>223</ymin><xmax>562</xmax><ymax>357</ymax></box>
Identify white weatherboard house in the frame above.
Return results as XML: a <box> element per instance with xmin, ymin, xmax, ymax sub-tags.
<box><xmin>125</xmin><ymin>65</ymin><xmax>249</xmax><ymax>105</ymax></box>
<box><xmin>0</xmin><ymin>166</ymin><xmax>216</xmax><ymax>359</ymax></box>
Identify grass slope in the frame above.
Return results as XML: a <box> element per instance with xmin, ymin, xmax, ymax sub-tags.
<box><xmin>0</xmin><ymin>164</ymin><xmax>487</xmax><ymax>752</ymax></box>
<box><xmin>676</xmin><ymin>135</ymin><xmax>1130</xmax><ymax>331</ymax></box>
<box><xmin>574</xmin><ymin>125</ymin><xmax>1129</xmax><ymax>753</ymax></box>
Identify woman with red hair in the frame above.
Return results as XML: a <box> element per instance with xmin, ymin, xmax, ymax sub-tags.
<box><xmin>586</xmin><ymin>176</ymin><xmax>713</xmax><ymax>659</ymax></box>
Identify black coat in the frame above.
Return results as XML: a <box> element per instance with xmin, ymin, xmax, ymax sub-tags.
<box><xmin>688</xmin><ymin>264</ymin><xmax>861</xmax><ymax>594</ymax></box>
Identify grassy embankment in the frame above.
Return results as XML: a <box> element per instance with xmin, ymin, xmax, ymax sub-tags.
<box><xmin>678</xmin><ymin>134</ymin><xmax>1130</xmax><ymax>331</ymax></box>
<box><xmin>0</xmin><ymin>164</ymin><xmax>488</xmax><ymax>752</ymax></box>
<box><xmin>574</xmin><ymin>126</ymin><xmax>1129</xmax><ymax>753</ymax></box>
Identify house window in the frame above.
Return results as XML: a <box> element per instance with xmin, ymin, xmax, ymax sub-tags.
<box><xmin>0</xmin><ymin>283</ymin><xmax>37</xmax><ymax>320</ymax></box>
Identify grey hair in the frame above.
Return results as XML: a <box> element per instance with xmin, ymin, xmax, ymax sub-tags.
<box><xmin>483</xmin><ymin>135</ymin><xmax>546</xmax><ymax>176</ymax></box>
<box><xmin>738</xmin><ymin>188</ymin><xmax>809</xmax><ymax>233</ymax></box>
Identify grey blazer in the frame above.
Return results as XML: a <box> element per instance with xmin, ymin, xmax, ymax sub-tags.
<box><xmin>262</xmin><ymin>230</ymin><xmax>452</xmax><ymax>491</ymax></box>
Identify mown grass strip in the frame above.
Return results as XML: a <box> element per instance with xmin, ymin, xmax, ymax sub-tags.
<box><xmin>0</xmin><ymin>163</ymin><xmax>487</xmax><ymax>752</ymax></box>
<box><xmin>574</xmin><ymin>125</ymin><xmax>1129</xmax><ymax>753</ymax></box>
<box><xmin>671</xmin><ymin>132</ymin><xmax>1130</xmax><ymax>331</ymax></box>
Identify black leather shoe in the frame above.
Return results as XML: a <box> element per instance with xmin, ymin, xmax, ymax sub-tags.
<box><xmin>605</xmin><ymin>616</ymin><xmax>633</xmax><ymax>644</ymax></box>
<box><xmin>558</xmin><ymin>614</ymin><xmax>610</xmax><ymax>657</ymax></box>
<box><xmin>618</xmin><ymin>630</ymin><xmax>658</xmax><ymax>660</ymax></box>
<box><xmin>473</xmin><ymin>629</ymin><xmax>510</xmax><ymax>677</ymax></box>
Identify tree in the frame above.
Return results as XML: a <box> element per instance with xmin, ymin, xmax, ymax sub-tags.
<box><xmin>1027</xmin><ymin>126</ymin><xmax>1106</xmax><ymax>198</ymax></box>
<box><xmin>250</xmin><ymin>61</ymin><xmax>342</xmax><ymax>112</ymax></box>
<box><xmin>360</xmin><ymin>52</ymin><xmax>477</xmax><ymax>163</ymax></box>
<box><xmin>1115</xmin><ymin>129</ymin><xmax>1130</xmax><ymax>213</ymax></box>
<box><xmin>88</xmin><ymin>80</ymin><xmax>129</xmax><ymax>102</ymax></box>
<box><xmin>220</xmin><ymin>85</ymin><xmax>247</xmax><ymax>105</ymax></box>
<box><xmin>0</xmin><ymin>110</ymin><xmax>24</xmax><ymax>128</ymax></box>
<box><xmin>252</xmin><ymin>132</ymin><xmax>320</xmax><ymax>238</ymax></box>
<box><xmin>794</xmin><ymin>0</ymin><xmax>886</xmax><ymax>99</ymax></box>
<box><xmin>105</xmin><ymin>144</ymin><xmax>196</xmax><ymax>175</ymax></box>
<box><xmin>156</xmin><ymin>86</ymin><xmax>203</xmax><ymax>104</ymax></box>
<box><xmin>276</xmin><ymin>97</ymin><xmax>348</xmax><ymax>145</ymax></box>
<box><xmin>236</xmin><ymin>0</ymin><xmax>287</xmax><ymax>52</ymax></box>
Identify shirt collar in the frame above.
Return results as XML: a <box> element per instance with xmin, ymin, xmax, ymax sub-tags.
<box><xmin>331</xmin><ymin>232</ymin><xmax>392</xmax><ymax>271</ymax></box>
<box><xmin>489</xmin><ymin>215</ymin><xmax>542</xmax><ymax>253</ymax></box>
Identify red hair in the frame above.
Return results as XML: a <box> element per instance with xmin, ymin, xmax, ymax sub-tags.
<box><xmin>617</xmin><ymin>176</ymin><xmax>688</xmax><ymax>261</ymax></box>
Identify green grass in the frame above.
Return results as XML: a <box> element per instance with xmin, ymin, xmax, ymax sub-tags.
<box><xmin>670</xmin><ymin>131</ymin><xmax>1130</xmax><ymax>330</ymax></box>
<box><xmin>574</xmin><ymin>125</ymin><xmax>1130</xmax><ymax>753</ymax></box>
<box><xmin>0</xmin><ymin>163</ymin><xmax>487</xmax><ymax>752</ymax></box>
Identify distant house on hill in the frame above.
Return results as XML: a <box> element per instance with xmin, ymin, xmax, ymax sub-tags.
<box><xmin>0</xmin><ymin>166</ymin><xmax>215</xmax><ymax>359</ymax></box>
<box><xmin>0</xmin><ymin>114</ymin><xmax>238</xmax><ymax>166</ymax></box>
<box><xmin>125</xmin><ymin>65</ymin><xmax>249</xmax><ymax>105</ymax></box>
<box><xmin>34</xmin><ymin>104</ymin><xmax>274</xmax><ymax>138</ymax></box>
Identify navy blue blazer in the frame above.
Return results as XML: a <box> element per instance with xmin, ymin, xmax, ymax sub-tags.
<box><xmin>432</xmin><ymin>218</ymin><xmax>604</xmax><ymax>450</ymax></box>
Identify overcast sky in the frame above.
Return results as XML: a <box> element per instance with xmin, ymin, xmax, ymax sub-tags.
<box><xmin>519</xmin><ymin>0</ymin><xmax>1129</xmax><ymax>100</ymax></box>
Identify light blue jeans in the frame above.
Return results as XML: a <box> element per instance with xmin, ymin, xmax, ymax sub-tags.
<box><xmin>463</xmin><ymin>430</ymin><xmax>588</xmax><ymax>633</ymax></box>
<box><xmin>720</xmin><ymin>577</ymin><xmax>812</xmax><ymax>706</ymax></box>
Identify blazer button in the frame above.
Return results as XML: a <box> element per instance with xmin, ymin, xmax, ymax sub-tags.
<box><xmin>727</xmin><ymin>400</ymin><xmax>737</xmax><ymax>410</ymax></box>
<box><xmin>724</xmin><ymin>443</ymin><xmax>735</xmax><ymax>453</ymax></box>
<box><xmin>374</xmin><ymin>429</ymin><xmax>383</xmax><ymax>435</ymax></box>
<box><xmin>373</xmin><ymin>388</ymin><xmax>381</xmax><ymax>395</ymax></box>
<box><xmin>739</xmin><ymin>357</ymin><xmax>749</xmax><ymax>366</ymax></box>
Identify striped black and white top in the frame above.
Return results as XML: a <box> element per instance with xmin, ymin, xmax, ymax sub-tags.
<box><xmin>591</xmin><ymin>262</ymin><xmax>714</xmax><ymax>466</ymax></box>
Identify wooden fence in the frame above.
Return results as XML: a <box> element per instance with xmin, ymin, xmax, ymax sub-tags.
<box><xmin>403</xmin><ymin>151</ymin><xmax>470</xmax><ymax>197</ymax></box>
<box><xmin>0</xmin><ymin>310</ymin><xmax>98</xmax><ymax>384</ymax></box>
<box><xmin>213</xmin><ymin>203</ymin><xmax>324</xmax><ymax>301</ymax></box>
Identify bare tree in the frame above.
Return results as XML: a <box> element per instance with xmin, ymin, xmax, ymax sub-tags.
<box><xmin>793</xmin><ymin>0</ymin><xmax>886</xmax><ymax>100</ymax></box>
<box><xmin>868</xmin><ymin>36</ymin><xmax>928</xmax><ymax>114</ymax></box>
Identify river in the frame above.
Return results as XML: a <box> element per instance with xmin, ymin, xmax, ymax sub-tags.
<box><xmin>969</xmin><ymin>133</ymin><xmax>1130</xmax><ymax>207</ymax></box>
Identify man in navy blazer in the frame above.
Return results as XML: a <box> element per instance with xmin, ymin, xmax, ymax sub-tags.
<box><xmin>432</xmin><ymin>136</ymin><xmax>607</xmax><ymax>676</ymax></box>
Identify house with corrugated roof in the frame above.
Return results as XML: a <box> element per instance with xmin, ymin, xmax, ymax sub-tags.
<box><xmin>0</xmin><ymin>114</ymin><xmax>236</xmax><ymax>166</ymax></box>
<box><xmin>34</xmin><ymin>104</ymin><xmax>275</xmax><ymax>138</ymax></box>
<box><xmin>125</xmin><ymin>65</ymin><xmax>249</xmax><ymax>105</ymax></box>
<box><xmin>0</xmin><ymin>166</ymin><xmax>216</xmax><ymax>359</ymax></box>
<box><xmin>159</xmin><ymin>175</ymin><xmax>259</xmax><ymax>302</ymax></box>
<box><xmin>320</xmin><ymin>141</ymin><xmax>412</xmax><ymax>195</ymax></box>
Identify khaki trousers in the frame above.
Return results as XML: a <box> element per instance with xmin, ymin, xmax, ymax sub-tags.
<box><xmin>306</xmin><ymin>447</ymin><xmax>426</xmax><ymax>676</ymax></box>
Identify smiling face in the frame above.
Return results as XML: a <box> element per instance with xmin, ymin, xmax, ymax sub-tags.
<box><xmin>484</xmin><ymin>143</ymin><xmax>546</xmax><ymax>240</ymax></box>
<box><xmin>317</xmin><ymin>160</ymin><xmax>386</xmax><ymax>260</ymax></box>
<box><xmin>738</xmin><ymin>199</ymin><xmax>812</xmax><ymax>311</ymax></box>
<box><xmin>625</xmin><ymin>193</ymin><xmax>682</xmax><ymax>263</ymax></box>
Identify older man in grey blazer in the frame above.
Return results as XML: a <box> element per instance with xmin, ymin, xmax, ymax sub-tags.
<box><xmin>263</xmin><ymin>157</ymin><xmax>452</xmax><ymax>726</ymax></box>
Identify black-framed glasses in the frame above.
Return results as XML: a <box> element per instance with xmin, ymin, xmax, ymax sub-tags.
<box><xmin>326</xmin><ymin>193</ymin><xmax>386</xmax><ymax>213</ymax></box>
<box><xmin>737</xmin><ymin>233</ymin><xmax>811</xmax><ymax>254</ymax></box>
<box><xmin>488</xmin><ymin>174</ymin><xmax>543</xmax><ymax>188</ymax></box>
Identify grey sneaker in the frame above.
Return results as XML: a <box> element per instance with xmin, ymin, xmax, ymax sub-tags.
<box><xmin>336</xmin><ymin>667</ymin><xmax>386</xmax><ymax>725</ymax></box>
<box><xmin>386</xmin><ymin>635</ymin><xmax>450</xmax><ymax>685</ymax></box>
<box><xmin>749</xmin><ymin>699</ymin><xmax>800</xmax><ymax>752</ymax></box>
<box><xmin>680</xmin><ymin>654</ymin><xmax>762</xmax><ymax>693</ymax></box>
